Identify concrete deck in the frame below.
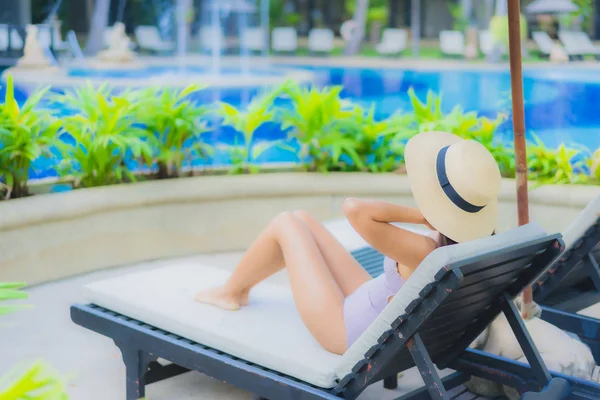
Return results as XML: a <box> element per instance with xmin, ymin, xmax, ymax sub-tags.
<box><xmin>0</xmin><ymin>250</ymin><xmax>449</xmax><ymax>399</ymax></box>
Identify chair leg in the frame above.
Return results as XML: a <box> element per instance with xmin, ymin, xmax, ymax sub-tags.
<box><xmin>116</xmin><ymin>343</ymin><xmax>154</xmax><ymax>400</ymax></box>
<box><xmin>407</xmin><ymin>333</ymin><xmax>448</xmax><ymax>400</ymax></box>
<box><xmin>383</xmin><ymin>375</ymin><xmax>398</xmax><ymax>389</ymax></box>
<box><xmin>585</xmin><ymin>253</ymin><xmax>600</xmax><ymax>292</ymax></box>
<box><xmin>501</xmin><ymin>293</ymin><xmax>551</xmax><ymax>389</ymax></box>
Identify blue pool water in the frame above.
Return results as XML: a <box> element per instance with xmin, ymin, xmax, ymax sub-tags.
<box><xmin>67</xmin><ymin>65</ymin><xmax>286</xmax><ymax>79</ymax></box>
<box><xmin>7</xmin><ymin>65</ymin><xmax>600</xmax><ymax>180</ymax></box>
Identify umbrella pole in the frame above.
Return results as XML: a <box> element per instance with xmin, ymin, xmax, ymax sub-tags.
<box><xmin>507</xmin><ymin>0</ymin><xmax>532</xmax><ymax>319</ymax></box>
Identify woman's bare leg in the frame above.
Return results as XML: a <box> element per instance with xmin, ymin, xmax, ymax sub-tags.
<box><xmin>292</xmin><ymin>210</ymin><xmax>371</xmax><ymax>296</ymax></box>
<box><xmin>194</xmin><ymin>214</ymin><xmax>285</xmax><ymax>310</ymax></box>
<box><xmin>196</xmin><ymin>212</ymin><xmax>347</xmax><ymax>353</ymax></box>
<box><xmin>196</xmin><ymin>210</ymin><xmax>370</xmax><ymax>309</ymax></box>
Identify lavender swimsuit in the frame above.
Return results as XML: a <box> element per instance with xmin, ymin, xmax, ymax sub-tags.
<box><xmin>343</xmin><ymin>232</ymin><xmax>441</xmax><ymax>348</ymax></box>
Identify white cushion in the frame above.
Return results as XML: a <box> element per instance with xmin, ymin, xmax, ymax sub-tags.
<box><xmin>335</xmin><ymin>223</ymin><xmax>548</xmax><ymax>380</ymax></box>
<box><xmin>272</xmin><ymin>27</ymin><xmax>297</xmax><ymax>52</ymax></box>
<box><xmin>439</xmin><ymin>30</ymin><xmax>465</xmax><ymax>55</ymax></box>
<box><xmin>84</xmin><ymin>264</ymin><xmax>342</xmax><ymax>388</ymax></box>
<box><xmin>561</xmin><ymin>193</ymin><xmax>600</xmax><ymax>250</ymax></box>
<box><xmin>308</xmin><ymin>28</ymin><xmax>334</xmax><ymax>53</ymax></box>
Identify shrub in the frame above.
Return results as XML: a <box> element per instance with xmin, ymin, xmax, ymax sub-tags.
<box><xmin>52</xmin><ymin>83</ymin><xmax>152</xmax><ymax>188</ymax></box>
<box><xmin>0</xmin><ymin>75</ymin><xmax>62</xmax><ymax>199</ymax></box>
<box><xmin>350</xmin><ymin>105</ymin><xmax>414</xmax><ymax>172</ymax></box>
<box><xmin>278</xmin><ymin>81</ymin><xmax>363</xmax><ymax>172</ymax></box>
<box><xmin>134</xmin><ymin>84</ymin><xmax>213</xmax><ymax>179</ymax></box>
<box><xmin>1</xmin><ymin>78</ymin><xmax>598</xmax><ymax>199</ymax></box>
<box><xmin>218</xmin><ymin>89</ymin><xmax>285</xmax><ymax>174</ymax></box>
<box><xmin>588</xmin><ymin>149</ymin><xmax>600</xmax><ymax>183</ymax></box>
<box><xmin>527</xmin><ymin>135</ymin><xmax>589</xmax><ymax>185</ymax></box>
<box><xmin>407</xmin><ymin>88</ymin><xmax>516</xmax><ymax>177</ymax></box>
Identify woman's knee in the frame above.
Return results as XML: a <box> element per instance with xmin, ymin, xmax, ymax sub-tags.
<box><xmin>270</xmin><ymin>211</ymin><xmax>299</xmax><ymax>231</ymax></box>
<box><xmin>292</xmin><ymin>209</ymin><xmax>314</xmax><ymax>223</ymax></box>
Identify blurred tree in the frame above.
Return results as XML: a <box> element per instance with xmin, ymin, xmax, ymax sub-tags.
<box><xmin>447</xmin><ymin>2</ymin><xmax>468</xmax><ymax>31</ymax></box>
<box><xmin>30</xmin><ymin>0</ymin><xmax>55</xmax><ymax>23</ymax></box>
<box><xmin>571</xmin><ymin>0</ymin><xmax>594</xmax><ymax>31</ymax></box>
<box><xmin>344</xmin><ymin>0</ymin><xmax>369</xmax><ymax>54</ymax></box>
<box><xmin>270</xmin><ymin>0</ymin><xmax>301</xmax><ymax>28</ymax></box>
<box><xmin>367</xmin><ymin>6</ymin><xmax>388</xmax><ymax>43</ymax></box>
<box><xmin>85</xmin><ymin>0</ymin><xmax>110</xmax><ymax>55</ymax></box>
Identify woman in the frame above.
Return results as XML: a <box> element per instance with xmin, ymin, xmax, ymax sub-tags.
<box><xmin>196</xmin><ymin>131</ymin><xmax>502</xmax><ymax>355</ymax></box>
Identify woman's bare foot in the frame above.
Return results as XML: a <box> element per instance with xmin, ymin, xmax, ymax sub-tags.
<box><xmin>194</xmin><ymin>286</ymin><xmax>249</xmax><ymax>311</ymax></box>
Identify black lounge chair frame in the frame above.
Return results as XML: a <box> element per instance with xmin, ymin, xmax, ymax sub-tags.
<box><xmin>531</xmin><ymin>216</ymin><xmax>600</xmax><ymax>360</ymax></box>
<box><xmin>533</xmin><ymin>216</ymin><xmax>600</xmax><ymax>308</ymax></box>
<box><xmin>71</xmin><ymin>233</ymin><xmax>600</xmax><ymax>400</ymax></box>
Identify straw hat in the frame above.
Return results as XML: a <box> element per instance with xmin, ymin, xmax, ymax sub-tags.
<box><xmin>404</xmin><ymin>131</ymin><xmax>501</xmax><ymax>243</ymax></box>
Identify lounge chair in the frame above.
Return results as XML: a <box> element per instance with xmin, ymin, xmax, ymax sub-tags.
<box><xmin>200</xmin><ymin>26</ymin><xmax>225</xmax><ymax>54</ymax></box>
<box><xmin>0</xmin><ymin>25</ymin><xmax>24</xmax><ymax>53</ymax></box>
<box><xmin>530</xmin><ymin>194</ymin><xmax>600</xmax><ymax>358</ymax></box>
<box><xmin>36</xmin><ymin>24</ymin><xmax>68</xmax><ymax>52</ymax></box>
<box><xmin>558</xmin><ymin>31</ymin><xmax>600</xmax><ymax>60</ymax></box>
<box><xmin>308</xmin><ymin>28</ymin><xmax>335</xmax><ymax>55</ymax></box>
<box><xmin>532</xmin><ymin>193</ymin><xmax>600</xmax><ymax>309</ymax></box>
<box><xmin>439</xmin><ymin>30</ymin><xmax>465</xmax><ymax>57</ymax></box>
<box><xmin>532</xmin><ymin>31</ymin><xmax>558</xmax><ymax>58</ymax></box>
<box><xmin>0</xmin><ymin>25</ymin><xmax>8</xmax><ymax>53</ymax></box>
<box><xmin>134</xmin><ymin>25</ymin><xmax>174</xmax><ymax>53</ymax></box>
<box><xmin>71</xmin><ymin>223</ymin><xmax>600</xmax><ymax>399</ymax></box>
<box><xmin>241</xmin><ymin>27</ymin><xmax>266</xmax><ymax>53</ymax></box>
<box><xmin>271</xmin><ymin>27</ymin><xmax>298</xmax><ymax>53</ymax></box>
<box><xmin>375</xmin><ymin>28</ymin><xmax>407</xmax><ymax>56</ymax></box>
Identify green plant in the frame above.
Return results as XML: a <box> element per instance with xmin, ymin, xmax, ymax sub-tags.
<box><xmin>490</xmin><ymin>13</ymin><xmax>528</xmax><ymax>47</ymax></box>
<box><xmin>588</xmin><ymin>149</ymin><xmax>600</xmax><ymax>183</ymax></box>
<box><xmin>447</xmin><ymin>2</ymin><xmax>468</xmax><ymax>32</ymax></box>
<box><xmin>0</xmin><ymin>282</ymin><xmax>28</xmax><ymax>315</ymax></box>
<box><xmin>278</xmin><ymin>81</ymin><xmax>364</xmax><ymax>172</ymax></box>
<box><xmin>527</xmin><ymin>135</ymin><xmax>589</xmax><ymax>185</ymax></box>
<box><xmin>351</xmin><ymin>105</ymin><xmax>414</xmax><ymax>172</ymax></box>
<box><xmin>571</xmin><ymin>0</ymin><xmax>594</xmax><ymax>31</ymax></box>
<box><xmin>219</xmin><ymin>90</ymin><xmax>284</xmax><ymax>174</ymax></box>
<box><xmin>53</xmin><ymin>83</ymin><xmax>152</xmax><ymax>188</ymax></box>
<box><xmin>283</xmin><ymin>13</ymin><xmax>301</xmax><ymax>27</ymax></box>
<box><xmin>0</xmin><ymin>361</ymin><xmax>68</xmax><ymax>400</ymax></box>
<box><xmin>407</xmin><ymin>88</ymin><xmax>515</xmax><ymax>177</ymax></box>
<box><xmin>367</xmin><ymin>6</ymin><xmax>388</xmax><ymax>24</ymax></box>
<box><xmin>0</xmin><ymin>75</ymin><xmax>62</xmax><ymax>199</ymax></box>
<box><xmin>134</xmin><ymin>84</ymin><xmax>213</xmax><ymax>179</ymax></box>
<box><xmin>0</xmin><ymin>282</ymin><xmax>68</xmax><ymax>399</ymax></box>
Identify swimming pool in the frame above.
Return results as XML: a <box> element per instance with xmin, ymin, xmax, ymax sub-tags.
<box><xmin>10</xmin><ymin>64</ymin><xmax>600</xmax><ymax>180</ymax></box>
<box><xmin>302</xmin><ymin>65</ymin><xmax>600</xmax><ymax>149</ymax></box>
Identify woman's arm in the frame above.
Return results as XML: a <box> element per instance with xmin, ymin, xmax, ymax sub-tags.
<box><xmin>343</xmin><ymin>198</ymin><xmax>437</xmax><ymax>274</ymax></box>
<box><xmin>344</xmin><ymin>198</ymin><xmax>427</xmax><ymax>225</ymax></box>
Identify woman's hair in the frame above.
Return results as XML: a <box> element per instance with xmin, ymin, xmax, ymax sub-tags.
<box><xmin>439</xmin><ymin>234</ymin><xmax>457</xmax><ymax>247</ymax></box>
<box><xmin>439</xmin><ymin>231</ymin><xmax>496</xmax><ymax>247</ymax></box>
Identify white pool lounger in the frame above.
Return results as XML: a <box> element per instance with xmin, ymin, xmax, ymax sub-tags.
<box><xmin>72</xmin><ymin>224</ymin><xmax>593</xmax><ymax>400</ymax></box>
